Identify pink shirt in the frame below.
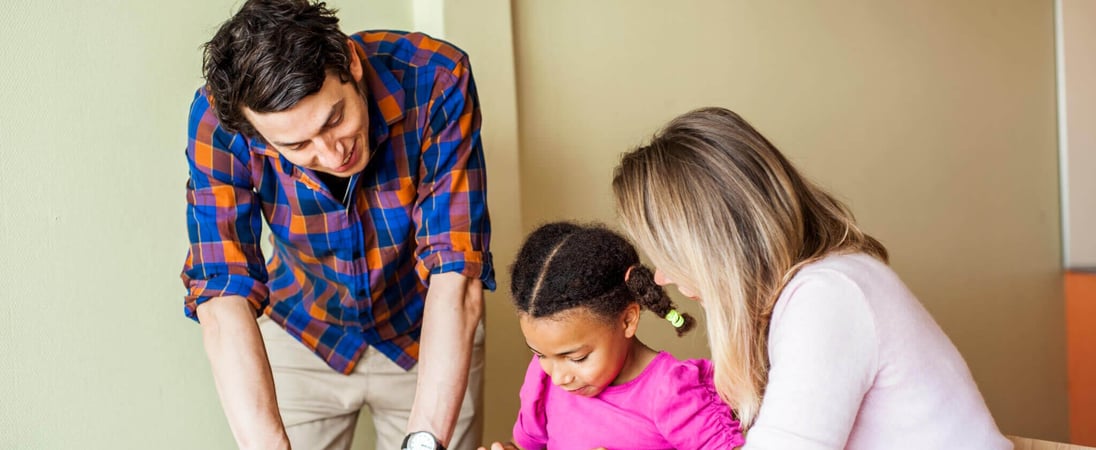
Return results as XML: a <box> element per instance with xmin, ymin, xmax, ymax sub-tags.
<box><xmin>744</xmin><ymin>253</ymin><xmax>1011</xmax><ymax>450</ymax></box>
<box><xmin>513</xmin><ymin>351</ymin><xmax>745</xmax><ymax>450</ymax></box>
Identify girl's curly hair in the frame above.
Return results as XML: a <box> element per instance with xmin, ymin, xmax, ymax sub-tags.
<box><xmin>510</xmin><ymin>221</ymin><xmax>695</xmax><ymax>336</ymax></box>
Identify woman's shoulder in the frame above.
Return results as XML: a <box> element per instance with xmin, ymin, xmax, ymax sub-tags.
<box><xmin>768</xmin><ymin>253</ymin><xmax>884</xmax><ymax>371</ymax></box>
<box><xmin>794</xmin><ymin>252</ymin><xmax>894</xmax><ymax>283</ymax></box>
<box><xmin>778</xmin><ymin>252</ymin><xmax>907</xmax><ymax>318</ymax></box>
<box><xmin>778</xmin><ymin>253</ymin><xmax>881</xmax><ymax>311</ymax></box>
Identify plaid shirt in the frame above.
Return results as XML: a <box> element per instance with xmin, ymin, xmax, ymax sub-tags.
<box><xmin>181</xmin><ymin>31</ymin><xmax>494</xmax><ymax>374</ymax></box>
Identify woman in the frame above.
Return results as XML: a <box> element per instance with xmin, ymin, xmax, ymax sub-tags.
<box><xmin>612</xmin><ymin>107</ymin><xmax>1010</xmax><ymax>449</ymax></box>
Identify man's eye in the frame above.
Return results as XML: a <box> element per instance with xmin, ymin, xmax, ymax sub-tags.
<box><xmin>328</xmin><ymin>116</ymin><xmax>343</xmax><ymax>127</ymax></box>
<box><xmin>571</xmin><ymin>355</ymin><xmax>588</xmax><ymax>363</ymax></box>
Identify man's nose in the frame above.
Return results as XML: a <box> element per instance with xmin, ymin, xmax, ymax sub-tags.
<box><xmin>314</xmin><ymin>133</ymin><xmax>343</xmax><ymax>167</ymax></box>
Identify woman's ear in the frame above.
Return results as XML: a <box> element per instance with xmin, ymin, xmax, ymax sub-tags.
<box><xmin>622</xmin><ymin>303</ymin><xmax>641</xmax><ymax>339</ymax></box>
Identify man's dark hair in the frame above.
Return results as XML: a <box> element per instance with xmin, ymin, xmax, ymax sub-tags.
<box><xmin>510</xmin><ymin>222</ymin><xmax>696</xmax><ymax>336</ymax></box>
<box><xmin>202</xmin><ymin>0</ymin><xmax>353</xmax><ymax>136</ymax></box>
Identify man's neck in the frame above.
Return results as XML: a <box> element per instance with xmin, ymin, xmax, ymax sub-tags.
<box><xmin>316</xmin><ymin>171</ymin><xmax>353</xmax><ymax>206</ymax></box>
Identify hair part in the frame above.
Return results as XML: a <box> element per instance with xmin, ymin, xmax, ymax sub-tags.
<box><xmin>510</xmin><ymin>222</ymin><xmax>695</xmax><ymax>336</ymax></box>
<box><xmin>612</xmin><ymin>107</ymin><xmax>887</xmax><ymax>427</ymax></box>
<box><xmin>202</xmin><ymin>0</ymin><xmax>353</xmax><ymax>136</ymax></box>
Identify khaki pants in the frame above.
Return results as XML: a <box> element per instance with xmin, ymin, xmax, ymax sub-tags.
<box><xmin>259</xmin><ymin>317</ymin><xmax>485</xmax><ymax>450</ymax></box>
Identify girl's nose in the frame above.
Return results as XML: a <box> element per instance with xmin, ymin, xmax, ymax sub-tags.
<box><xmin>550</xmin><ymin>368</ymin><xmax>573</xmax><ymax>387</ymax></box>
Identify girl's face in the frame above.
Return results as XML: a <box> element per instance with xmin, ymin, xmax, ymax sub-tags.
<box><xmin>519</xmin><ymin>306</ymin><xmax>639</xmax><ymax>398</ymax></box>
<box><xmin>654</xmin><ymin>268</ymin><xmax>700</xmax><ymax>301</ymax></box>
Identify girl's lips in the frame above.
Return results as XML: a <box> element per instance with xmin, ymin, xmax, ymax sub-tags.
<box><xmin>566</xmin><ymin>386</ymin><xmax>591</xmax><ymax>396</ymax></box>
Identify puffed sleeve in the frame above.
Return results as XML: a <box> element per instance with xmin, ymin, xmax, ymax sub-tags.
<box><xmin>654</xmin><ymin>359</ymin><xmax>746</xmax><ymax>450</ymax></box>
<box><xmin>512</xmin><ymin>356</ymin><xmax>550</xmax><ymax>450</ymax></box>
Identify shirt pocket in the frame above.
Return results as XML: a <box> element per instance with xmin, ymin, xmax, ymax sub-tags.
<box><xmin>363</xmin><ymin>179</ymin><xmax>416</xmax><ymax>275</ymax></box>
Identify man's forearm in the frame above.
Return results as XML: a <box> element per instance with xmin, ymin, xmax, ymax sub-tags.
<box><xmin>407</xmin><ymin>272</ymin><xmax>484</xmax><ymax>447</ymax></box>
<box><xmin>197</xmin><ymin>295</ymin><xmax>290</xmax><ymax>450</ymax></box>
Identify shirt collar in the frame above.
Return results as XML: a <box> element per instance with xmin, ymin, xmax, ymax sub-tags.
<box><xmin>354</xmin><ymin>38</ymin><xmax>405</xmax><ymax>133</ymax></box>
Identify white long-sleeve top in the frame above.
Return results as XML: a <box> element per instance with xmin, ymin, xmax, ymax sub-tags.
<box><xmin>743</xmin><ymin>253</ymin><xmax>1011</xmax><ymax>450</ymax></box>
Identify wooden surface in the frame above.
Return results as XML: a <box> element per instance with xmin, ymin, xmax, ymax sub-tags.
<box><xmin>1010</xmin><ymin>435</ymin><xmax>1096</xmax><ymax>450</ymax></box>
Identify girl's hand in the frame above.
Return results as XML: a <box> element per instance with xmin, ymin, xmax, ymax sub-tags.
<box><xmin>476</xmin><ymin>442</ymin><xmax>520</xmax><ymax>450</ymax></box>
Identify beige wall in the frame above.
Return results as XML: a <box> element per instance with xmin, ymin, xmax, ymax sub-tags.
<box><xmin>0</xmin><ymin>0</ymin><xmax>1069</xmax><ymax>447</ymax></box>
<box><xmin>512</xmin><ymin>0</ymin><xmax>1067</xmax><ymax>441</ymax></box>
<box><xmin>440</xmin><ymin>0</ymin><xmax>527</xmax><ymax>444</ymax></box>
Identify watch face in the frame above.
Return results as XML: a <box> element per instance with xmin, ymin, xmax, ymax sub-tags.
<box><xmin>406</xmin><ymin>432</ymin><xmax>438</xmax><ymax>450</ymax></box>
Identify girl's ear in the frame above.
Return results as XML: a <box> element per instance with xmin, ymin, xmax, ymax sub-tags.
<box><xmin>622</xmin><ymin>303</ymin><xmax>641</xmax><ymax>339</ymax></box>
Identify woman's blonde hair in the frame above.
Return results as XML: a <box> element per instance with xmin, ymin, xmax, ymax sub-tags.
<box><xmin>612</xmin><ymin>107</ymin><xmax>887</xmax><ymax>428</ymax></box>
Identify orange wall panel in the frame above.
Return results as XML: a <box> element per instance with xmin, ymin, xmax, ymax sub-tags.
<box><xmin>1066</xmin><ymin>271</ymin><xmax>1096</xmax><ymax>445</ymax></box>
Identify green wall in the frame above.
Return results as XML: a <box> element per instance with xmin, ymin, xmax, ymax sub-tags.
<box><xmin>0</xmin><ymin>1</ymin><xmax>410</xmax><ymax>448</ymax></box>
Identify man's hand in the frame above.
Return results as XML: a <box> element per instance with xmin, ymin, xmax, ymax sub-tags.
<box><xmin>197</xmin><ymin>295</ymin><xmax>290</xmax><ymax>450</ymax></box>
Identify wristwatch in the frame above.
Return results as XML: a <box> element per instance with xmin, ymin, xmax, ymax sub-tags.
<box><xmin>401</xmin><ymin>431</ymin><xmax>446</xmax><ymax>450</ymax></box>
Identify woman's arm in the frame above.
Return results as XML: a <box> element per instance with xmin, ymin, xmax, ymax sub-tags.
<box><xmin>743</xmin><ymin>271</ymin><xmax>879</xmax><ymax>450</ymax></box>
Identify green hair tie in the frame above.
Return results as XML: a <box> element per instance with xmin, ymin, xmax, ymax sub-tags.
<box><xmin>665</xmin><ymin>309</ymin><xmax>685</xmax><ymax>328</ymax></box>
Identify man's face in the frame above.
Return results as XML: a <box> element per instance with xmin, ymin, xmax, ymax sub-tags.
<box><xmin>243</xmin><ymin>44</ymin><xmax>370</xmax><ymax>177</ymax></box>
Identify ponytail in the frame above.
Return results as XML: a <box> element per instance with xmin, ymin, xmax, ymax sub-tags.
<box><xmin>625</xmin><ymin>265</ymin><xmax>697</xmax><ymax>336</ymax></box>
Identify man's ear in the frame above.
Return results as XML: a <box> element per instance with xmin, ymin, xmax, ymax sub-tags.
<box><xmin>347</xmin><ymin>39</ymin><xmax>363</xmax><ymax>82</ymax></box>
<box><xmin>622</xmin><ymin>303</ymin><xmax>641</xmax><ymax>339</ymax></box>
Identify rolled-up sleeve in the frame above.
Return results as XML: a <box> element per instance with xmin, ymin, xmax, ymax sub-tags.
<box><xmin>180</xmin><ymin>89</ymin><xmax>269</xmax><ymax>321</ymax></box>
<box><xmin>412</xmin><ymin>54</ymin><xmax>495</xmax><ymax>291</ymax></box>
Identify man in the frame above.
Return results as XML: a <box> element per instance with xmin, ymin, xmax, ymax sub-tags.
<box><xmin>180</xmin><ymin>1</ymin><xmax>493</xmax><ymax>449</ymax></box>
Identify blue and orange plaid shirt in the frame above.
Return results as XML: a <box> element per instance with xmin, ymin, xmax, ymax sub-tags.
<box><xmin>181</xmin><ymin>31</ymin><xmax>494</xmax><ymax>374</ymax></box>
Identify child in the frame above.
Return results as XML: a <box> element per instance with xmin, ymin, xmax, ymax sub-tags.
<box><xmin>483</xmin><ymin>222</ymin><xmax>745</xmax><ymax>450</ymax></box>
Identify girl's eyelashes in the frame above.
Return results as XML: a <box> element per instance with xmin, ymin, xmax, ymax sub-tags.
<box><xmin>529</xmin><ymin>350</ymin><xmax>585</xmax><ymax>363</ymax></box>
